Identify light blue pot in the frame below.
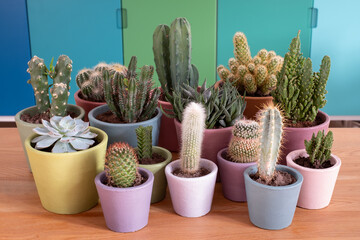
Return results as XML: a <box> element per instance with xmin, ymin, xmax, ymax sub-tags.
<box><xmin>244</xmin><ymin>165</ymin><xmax>303</xmax><ymax>230</ymax></box>
<box><xmin>88</xmin><ymin>105</ymin><xmax>162</xmax><ymax>147</ymax></box>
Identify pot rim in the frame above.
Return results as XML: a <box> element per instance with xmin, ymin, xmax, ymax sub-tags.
<box><xmin>74</xmin><ymin>89</ymin><xmax>106</xmax><ymax>105</ymax></box>
<box><xmin>217</xmin><ymin>148</ymin><xmax>257</xmax><ymax>167</ymax></box>
<box><xmin>244</xmin><ymin>165</ymin><xmax>303</xmax><ymax>190</ymax></box>
<box><xmin>138</xmin><ymin>146</ymin><xmax>172</xmax><ymax>168</ymax></box>
<box><xmin>286</xmin><ymin>149</ymin><xmax>341</xmax><ymax>173</ymax></box>
<box><xmin>284</xmin><ymin>110</ymin><xmax>330</xmax><ymax>131</ymax></box>
<box><xmin>174</xmin><ymin>118</ymin><xmax>232</xmax><ymax>132</ymax></box>
<box><xmin>165</xmin><ymin>159</ymin><xmax>218</xmax><ymax>181</ymax></box>
<box><xmin>243</xmin><ymin>95</ymin><xmax>273</xmax><ymax>100</ymax></box>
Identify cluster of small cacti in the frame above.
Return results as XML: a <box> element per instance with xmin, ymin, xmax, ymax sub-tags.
<box><xmin>305</xmin><ymin>130</ymin><xmax>333</xmax><ymax>166</ymax></box>
<box><xmin>27</xmin><ymin>55</ymin><xmax>72</xmax><ymax>117</ymax></box>
<box><xmin>153</xmin><ymin>17</ymin><xmax>199</xmax><ymax>96</ymax></box>
<box><xmin>76</xmin><ymin>62</ymin><xmax>127</xmax><ymax>102</ymax></box>
<box><xmin>104</xmin><ymin>56</ymin><xmax>161</xmax><ymax>123</ymax></box>
<box><xmin>136</xmin><ymin>126</ymin><xmax>153</xmax><ymax>160</ymax></box>
<box><xmin>105</xmin><ymin>142</ymin><xmax>139</xmax><ymax>188</ymax></box>
<box><xmin>273</xmin><ymin>31</ymin><xmax>331</xmax><ymax>123</ymax></box>
<box><xmin>228</xmin><ymin>119</ymin><xmax>260</xmax><ymax>163</ymax></box>
<box><xmin>217</xmin><ymin>32</ymin><xmax>283</xmax><ymax>96</ymax></box>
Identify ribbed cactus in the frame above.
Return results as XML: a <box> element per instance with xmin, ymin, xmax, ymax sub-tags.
<box><xmin>273</xmin><ymin>31</ymin><xmax>331</xmax><ymax>123</ymax></box>
<box><xmin>180</xmin><ymin>102</ymin><xmax>206</xmax><ymax>173</ymax></box>
<box><xmin>257</xmin><ymin>104</ymin><xmax>284</xmax><ymax>183</ymax></box>
<box><xmin>217</xmin><ymin>32</ymin><xmax>283</xmax><ymax>96</ymax></box>
<box><xmin>228</xmin><ymin>120</ymin><xmax>260</xmax><ymax>163</ymax></box>
<box><xmin>136</xmin><ymin>126</ymin><xmax>153</xmax><ymax>160</ymax></box>
<box><xmin>305</xmin><ymin>130</ymin><xmax>333</xmax><ymax>166</ymax></box>
<box><xmin>105</xmin><ymin>142</ymin><xmax>139</xmax><ymax>188</ymax></box>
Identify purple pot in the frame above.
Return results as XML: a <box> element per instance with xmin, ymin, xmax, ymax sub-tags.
<box><xmin>280</xmin><ymin>111</ymin><xmax>330</xmax><ymax>165</ymax></box>
<box><xmin>217</xmin><ymin>148</ymin><xmax>256</xmax><ymax>202</ymax></box>
<box><xmin>94</xmin><ymin>168</ymin><xmax>154</xmax><ymax>232</ymax></box>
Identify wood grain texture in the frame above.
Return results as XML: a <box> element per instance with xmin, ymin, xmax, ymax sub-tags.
<box><xmin>0</xmin><ymin>128</ymin><xmax>359</xmax><ymax>239</ymax></box>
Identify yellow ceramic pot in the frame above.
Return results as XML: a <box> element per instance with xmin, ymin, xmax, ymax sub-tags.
<box><xmin>25</xmin><ymin>127</ymin><xmax>107</xmax><ymax>214</ymax></box>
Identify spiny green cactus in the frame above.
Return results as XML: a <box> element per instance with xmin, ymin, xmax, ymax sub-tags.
<box><xmin>180</xmin><ymin>102</ymin><xmax>206</xmax><ymax>173</ymax></box>
<box><xmin>217</xmin><ymin>32</ymin><xmax>283</xmax><ymax>96</ymax></box>
<box><xmin>136</xmin><ymin>126</ymin><xmax>153</xmax><ymax>160</ymax></box>
<box><xmin>304</xmin><ymin>130</ymin><xmax>333</xmax><ymax>166</ymax></box>
<box><xmin>273</xmin><ymin>31</ymin><xmax>331</xmax><ymax>124</ymax></box>
<box><xmin>257</xmin><ymin>104</ymin><xmax>284</xmax><ymax>183</ymax></box>
<box><xmin>105</xmin><ymin>142</ymin><xmax>139</xmax><ymax>188</ymax></box>
<box><xmin>228</xmin><ymin>120</ymin><xmax>260</xmax><ymax>163</ymax></box>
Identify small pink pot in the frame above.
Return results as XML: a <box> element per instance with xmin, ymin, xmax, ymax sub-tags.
<box><xmin>74</xmin><ymin>90</ymin><xmax>106</xmax><ymax>122</ymax></box>
<box><xmin>286</xmin><ymin>149</ymin><xmax>341</xmax><ymax>209</ymax></box>
<box><xmin>158</xmin><ymin>98</ymin><xmax>179</xmax><ymax>152</ymax></box>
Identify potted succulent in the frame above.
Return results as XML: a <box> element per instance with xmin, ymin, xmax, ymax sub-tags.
<box><xmin>15</xmin><ymin>55</ymin><xmax>85</xmax><ymax>171</ymax></box>
<box><xmin>95</xmin><ymin>142</ymin><xmax>154</xmax><ymax>232</ymax></box>
<box><xmin>153</xmin><ymin>17</ymin><xmax>199</xmax><ymax>151</ymax></box>
<box><xmin>244</xmin><ymin>104</ymin><xmax>303</xmax><ymax>230</ymax></box>
<box><xmin>74</xmin><ymin>62</ymin><xmax>127</xmax><ymax>121</ymax></box>
<box><xmin>217</xmin><ymin>119</ymin><xmax>259</xmax><ymax>202</ymax></box>
<box><xmin>287</xmin><ymin>130</ymin><xmax>341</xmax><ymax>209</ymax></box>
<box><xmin>24</xmin><ymin>116</ymin><xmax>108</xmax><ymax>214</ymax></box>
<box><xmin>88</xmin><ymin>56</ymin><xmax>161</xmax><ymax>147</ymax></box>
<box><xmin>165</xmin><ymin>102</ymin><xmax>218</xmax><ymax>218</ymax></box>
<box><xmin>272</xmin><ymin>31</ymin><xmax>331</xmax><ymax>164</ymax></box>
<box><xmin>135</xmin><ymin>125</ymin><xmax>172</xmax><ymax>203</ymax></box>
<box><xmin>216</xmin><ymin>32</ymin><xmax>283</xmax><ymax>119</ymax></box>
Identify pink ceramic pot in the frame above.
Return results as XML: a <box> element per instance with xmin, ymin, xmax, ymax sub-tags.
<box><xmin>158</xmin><ymin>98</ymin><xmax>179</xmax><ymax>152</ymax></box>
<box><xmin>280</xmin><ymin>111</ymin><xmax>330</xmax><ymax>164</ymax></box>
<box><xmin>74</xmin><ymin>90</ymin><xmax>106</xmax><ymax>122</ymax></box>
<box><xmin>286</xmin><ymin>149</ymin><xmax>341</xmax><ymax>209</ymax></box>
<box><xmin>217</xmin><ymin>148</ymin><xmax>256</xmax><ymax>202</ymax></box>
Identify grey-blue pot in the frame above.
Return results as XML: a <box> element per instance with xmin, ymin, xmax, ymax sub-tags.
<box><xmin>244</xmin><ymin>165</ymin><xmax>303</xmax><ymax>230</ymax></box>
<box><xmin>88</xmin><ymin>105</ymin><xmax>162</xmax><ymax>147</ymax></box>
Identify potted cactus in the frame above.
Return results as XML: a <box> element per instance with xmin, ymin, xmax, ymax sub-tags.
<box><xmin>165</xmin><ymin>102</ymin><xmax>218</xmax><ymax>217</ymax></box>
<box><xmin>244</xmin><ymin>104</ymin><xmax>303</xmax><ymax>230</ymax></box>
<box><xmin>24</xmin><ymin>116</ymin><xmax>108</xmax><ymax>214</ymax></box>
<box><xmin>88</xmin><ymin>56</ymin><xmax>161</xmax><ymax>147</ymax></box>
<box><xmin>153</xmin><ymin>17</ymin><xmax>199</xmax><ymax>152</ymax></box>
<box><xmin>216</xmin><ymin>32</ymin><xmax>283</xmax><ymax>119</ymax></box>
<box><xmin>135</xmin><ymin>125</ymin><xmax>172</xmax><ymax>203</ymax></box>
<box><xmin>95</xmin><ymin>142</ymin><xmax>154</xmax><ymax>232</ymax></box>
<box><xmin>15</xmin><ymin>55</ymin><xmax>85</xmax><ymax>171</ymax></box>
<box><xmin>217</xmin><ymin>119</ymin><xmax>259</xmax><ymax>202</ymax></box>
<box><xmin>287</xmin><ymin>130</ymin><xmax>341</xmax><ymax>209</ymax></box>
<box><xmin>272</xmin><ymin>31</ymin><xmax>331</xmax><ymax>164</ymax></box>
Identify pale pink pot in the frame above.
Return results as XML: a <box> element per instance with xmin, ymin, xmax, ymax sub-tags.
<box><xmin>158</xmin><ymin>99</ymin><xmax>179</xmax><ymax>152</ymax></box>
<box><xmin>165</xmin><ymin>159</ymin><xmax>218</xmax><ymax>218</ymax></box>
<box><xmin>286</xmin><ymin>149</ymin><xmax>341</xmax><ymax>209</ymax></box>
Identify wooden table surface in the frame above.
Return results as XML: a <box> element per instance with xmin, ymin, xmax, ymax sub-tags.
<box><xmin>1</xmin><ymin>128</ymin><xmax>360</xmax><ymax>239</ymax></box>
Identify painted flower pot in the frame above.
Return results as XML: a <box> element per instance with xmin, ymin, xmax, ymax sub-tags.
<box><xmin>280</xmin><ymin>110</ymin><xmax>330</xmax><ymax>164</ymax></box>
<box><xmin>165</xmin><ymin>159</ymin><xmax>218</xmax><ymax>218</ymax></box>
<box><xmin>95</xmin><ymin>168</ymin><xmax>154</xmax><ymax>233</ymax></box>
<box><xmin>286</xmin><ymin>149</ymin><xmax>341</xmax><ymax>209</ymax></box>
<box><xmin>158</xmin><ymin>98</ymin><xmax>179</xmax><ymax>152</ymax></box>
<box><xmin>243</xmin><ymin>95</ymin><xmax>273</xmax><ymax>120</ymax></box>
<box><xmin>217</xmin><ymin>148</ymin><xmax>256</xmax><ymax>202</ymax></box>
<box><xmin>138</xmin><ymin>146</ymin><xmax>172</xmax><ymax>203</ymax></box>
<box><xmin>88</xmin><ymin>104</ymin><xmax>162</xmax><ymax>147</ymax></box>
<box><xmin>244</xmin><ymin>165</ymin><xmax>303</xmax><ymax>230</ymax></box>
<box><xmin>15</xmin><ymin>104</ymin><xmax>85</xmax><ymax>172</ymax></box>
<box><xmin>74</xmin><ymin>90</ymin><xmax>105</xmax><ymax>121</ymax></box>
<box><xmin>24</xmin><ymin>127</ymin><xmax>107</xmax><ymax>214</ymax></box>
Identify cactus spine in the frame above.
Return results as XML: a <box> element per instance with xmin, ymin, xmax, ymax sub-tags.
<box><xmin>304</xmin><ymin>130</ymin><xmax>333</xmax><ymax>166</ymax></box>
<box><xmin>105</xmin><ymin>142</ymin><xmax>139</xmax><ymax>188</ymax></box>
<box><xmin>180</xmin><ymin>102</ymin><xmax>206</xmax><ymax>173</ymax></box>
<box><xmin>136</xmin><ymin>126</ymin><xmax>153</xmax><ymax>159</ymax></box>
<box><xmin>228</xmin><ymin>120</ymin><xmax>260</xmax><ymax>163</ymax></box>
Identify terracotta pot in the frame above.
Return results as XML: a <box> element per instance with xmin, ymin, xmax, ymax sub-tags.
<box><xmin>280</xmin><ymin>110</ymin><xmax>330</xmax><ymax>165</ymax></box>
<box><xmin>158</xmin><ymin>98</ymin><xmax>179</xmax><ymax>152</ymax></box>
<box><xmin>217</xmin><ymin>148</ymin><xmax>256</xmax><ymax>202</ymax></box>
<box><xmin>95</xmin><ymin>168</ymin><xmax>154</xmax><ymax>232</ymax></box>
<box><xmin>243</xmin><ymin>95</ymin><xmax>273</xmax><ymax>120</ymax></box>
<box><xmin>286</xmin><ymin>150</ymin><xmax>341</xmax><ymax>209</ymax></box>
<box><xmin>74</xmin><ymin>90</ymin><xmax>105</xmax><ymax>122</ymax></box>
<box><xmin>165</xmin><ymin>159</ymin><xmax>218</xmax><ymax>218</ymax></box>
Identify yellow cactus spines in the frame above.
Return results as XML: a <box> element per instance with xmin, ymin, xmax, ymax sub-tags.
<box><xmin>229</xmin><ymin>58</ymin><xmax>239</xmax><ymax>74</ymax></box>
<box><xmin>244</xmin><ymin>73</ymin><xmax>257</xmax><ymax>95</ymax></box>
<box><xmin>217</xmin><ymin>65</ymin><xmax>231</xmax><ymax>80</ymax></box>
<box><xmin>233</xmin><ymin>32</ymin><xmax>252</xmax><ymax>65</ymax></box>
<box><xmin>255</xmin><ymin>65</ymin><xmax>267</xmax><ymax>86</ymax></box>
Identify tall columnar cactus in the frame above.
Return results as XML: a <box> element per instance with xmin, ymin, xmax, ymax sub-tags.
<box><xmin>273</xmin><ymin>31</ymin><xmax>331</xmax><ymax>123</ymax></box>
<box><xmin>304</xmin><ymin>130</ymin><xmax>333</xmax><ymax>166</ymax></box>
<box><xmin>136</xmin><ymin>125</ymin><xmax>153</xmax><ymax>160</ymax></box>
<box><xmin>180</xmin><ymin>102</ymin><xmax>206</xmax><ymax>173</ymax></box>
<box><xmin>27</xmin><ymin>56</ymin><xmax>50</xmax><ymax>113</ymax></box>
<box><xmin>228</xmin><ymin>120</ymin><xmax>260</xmax><ymax>163</ymax></box>
<box><xmin>257</xmin><ymin>104</ymin><xmax>284</xmax><ymax>183</ymax></box>
<box><xmin>217</xmin><ymin>32</ymin><xmax>283</xmax><ymax>96</ymax></box>
<box><xmin>105</xmin><ymin>142</ymin><xmax>139</xmax><ymax>188</ymax></box>
<box><xmin>153</xmin><ymin>17</ymin><xmax>199</xmax><ymax>96</ymax></box>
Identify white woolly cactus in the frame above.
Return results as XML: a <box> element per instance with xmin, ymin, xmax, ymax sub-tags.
<box><xmin>180</xmin><ymin>102</ymin><xmax>206</xmax><ymax>173</ymax></box>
